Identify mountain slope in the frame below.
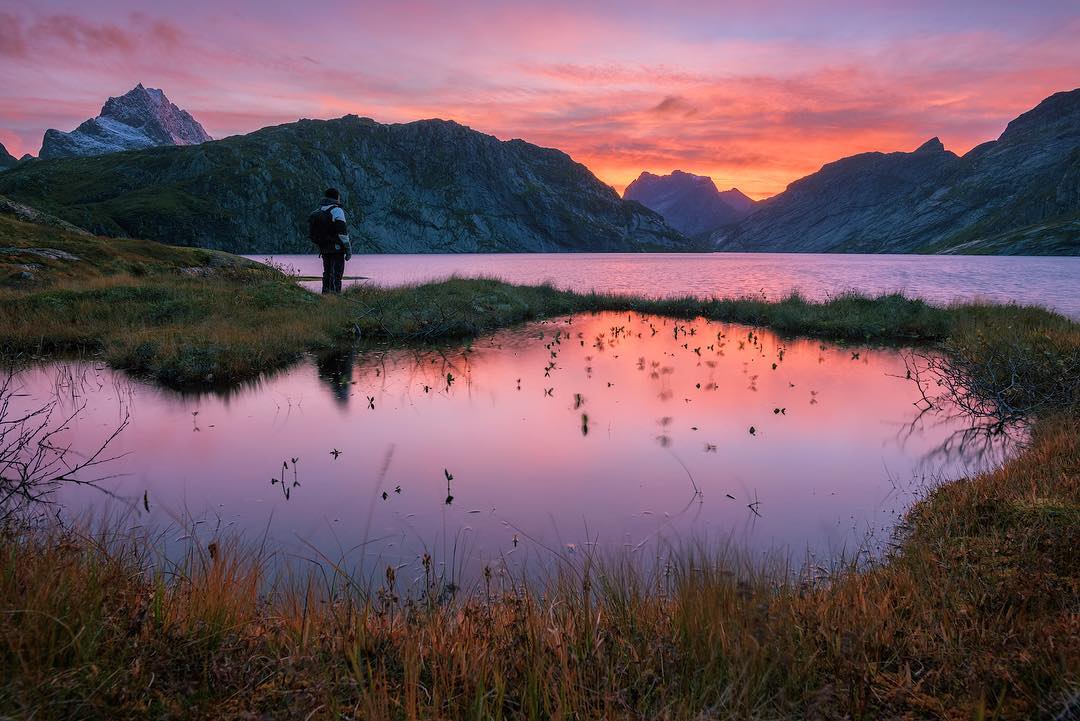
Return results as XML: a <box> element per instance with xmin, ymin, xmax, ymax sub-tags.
<box><xmin>0</xmin><ymin>115</ymin><xmax>691</xmax><ymax>254</ymax></box>
<box><xmin>714</xmin><ymin>89</ymin><xmax>1080</xmax><ymax>254</ymax></box>
<box><xmin>623</xmin><ymin>170</ymin><xmax>755</xmax><ymax>237</ymax></box>
<box><xmin>0</xmin><ymin>194</ymin><xmax>91</xmax><ymax>236</ymax></box>
<box><xmin>716</xmin><ymin>187</ymin><xmax>756</xmax><ymax>215</ymax></box>
<box><xmin>713</xmin><ymin>138</ymin><xmax>964</xmax><ymax>252</ymax></box>
<box><xmin>39</xmin><ymin>84</ymin><xmax>212</xmax><ymax>160</ymax></box>
<box><xmin>0</xmin><ymin>143</ymin><xmax>16</xmax><ymax>171</ymax></box>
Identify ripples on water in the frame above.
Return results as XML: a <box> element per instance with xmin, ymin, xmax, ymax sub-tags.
<box><xmin>14</xmin><ymin>312</ymin><xmax>1014</xmax><ymax>585</ymax></box>
<box><xmin>252</xmin><ymin>252</ymin><xmax>1080</xmax><ymax>319</ymax></box>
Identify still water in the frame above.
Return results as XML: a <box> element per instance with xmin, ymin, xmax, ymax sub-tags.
<box><xmin>252</xmin><ymin>252</ymin><xmax>1080</xmax><ymax>319</ymax></box>
<box><xmin>21</xmin><ymin>313</ymin><xmax>1005</xmax><ymax>586</ymax></box>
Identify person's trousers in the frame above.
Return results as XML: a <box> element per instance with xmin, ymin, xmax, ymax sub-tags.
<box><xmin>321</xmin><ymin>254</ymin><xmax>346</xmax><ymax>294</ymax></box>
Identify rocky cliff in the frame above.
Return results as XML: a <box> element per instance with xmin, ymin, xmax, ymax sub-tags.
<box><xmin>1</xmin><ymin>115</ymin><xmax>692</xmax><ymax>254</ymax></box>
<box><xmin>713</xmin><ymin>89</ymin><xmax>1080</xmax><ymax>254</ymax></box>
<box><xmin>0</xmin><ymin>144</ymin><xmax>16</xmax><ymax>171</ymax></box>
<box><xmin>39</xmin><ymin>84</ymin><xmax>212</xmax><ymax>160</ymax></box>
<box><xmin>623</xmin><ymin>170</ymin><xmax>755</xmax><ymax>238</ymax></box>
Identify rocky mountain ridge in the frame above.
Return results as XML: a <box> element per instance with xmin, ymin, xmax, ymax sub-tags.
<box><xmin>4</xmin><ymin>86</ymin><xmax>1077</xmax><ymax>255</ymax></box>
<box><xmin>712</xmin><ymin>89</ymin><xmax>1080</xmax><ymax>254</ymax></box>
<box><xmin>623</xmin><ymin>170</ymin><xmax>756</xmax><ymax>238</ymax></box>
<box><xmin>0</xmin><ymin>144</ymin><xmax>16</xmax><ymax>171</ymax></box>
<box><xmin>0</xmin><ymin>114</ymin><xmax>692</xmax><ymax>254</ymax></box>
<box><xmin>39</xmin><ymin>84</ymin><xmax>211</xmax><ymax>160</ymax></box>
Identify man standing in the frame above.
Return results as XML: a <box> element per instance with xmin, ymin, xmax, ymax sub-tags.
<box><xmin>308</xmin><ymin>188</ymin><xmax>352</xmax><ymax>294</ymax></box>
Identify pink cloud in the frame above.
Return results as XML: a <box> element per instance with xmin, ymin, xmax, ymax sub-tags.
<box><xmin>31</xmin><ymin>14</ymin><xmax>138</xmax><ymax>54</ymax></box>
<box><xmin>0</xmin><ymin>13</ymin><xmax>28</xmax><ymax>58</ymax></box>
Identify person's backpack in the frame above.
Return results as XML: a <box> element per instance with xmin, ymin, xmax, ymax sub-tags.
<box><xmin>308</xmin><ymin>205</ymin><xmax>339</xmax><ymax>253</ymax></box>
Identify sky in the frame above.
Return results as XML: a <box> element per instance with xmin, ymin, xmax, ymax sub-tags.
<box><xmin>1</xmin><ymin>1</ymin><xmax>1077</xmax><ymax>198</ymax></box>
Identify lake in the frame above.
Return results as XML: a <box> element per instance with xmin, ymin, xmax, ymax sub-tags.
<box><xmin>250</xmin><ymin>252</ymin><xmax>1080</xmax><ymax>319</ymax></box>
<box><xmin>15</xmin><ymin>311</ymin><xmax>1010</xmax><ymax>588</ymax></box>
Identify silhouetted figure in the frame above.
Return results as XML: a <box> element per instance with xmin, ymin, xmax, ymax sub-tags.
<box><xmin>308</xmin><ymin>188</ymin><xmax>352</xmax><ymax>294</ymax></box>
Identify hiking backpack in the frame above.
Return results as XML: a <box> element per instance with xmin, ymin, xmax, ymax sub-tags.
<box><xmin>308</xmin><ymin>205</ymin><xmax>340</xmax><ymax>253</ymax></box>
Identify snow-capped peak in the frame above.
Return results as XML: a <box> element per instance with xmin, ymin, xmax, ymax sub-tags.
<box><xmin>39</xmin><ymin>85</ymin><xmax>212</xmax><ymax>159</ymax></box>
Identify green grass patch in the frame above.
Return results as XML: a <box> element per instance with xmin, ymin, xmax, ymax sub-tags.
<box><xmin>1</xmin><ymin>213</ymin><xmax>1077</xmax><ymax>394</ymax></box>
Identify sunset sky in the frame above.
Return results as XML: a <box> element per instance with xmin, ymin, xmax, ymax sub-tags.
<box><xmin>1</xmin><ymin>1</ymin><xmax>1077</xmax><ymax>198</ymax></box>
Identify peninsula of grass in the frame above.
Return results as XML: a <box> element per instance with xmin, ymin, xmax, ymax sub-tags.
<box><xmin>1</xmin><ymin>213</ymin><xmax>1076</xmax><ymax>393</ymax></box>
<box><xmin>1</xmin><ymin>213</ymin><xmax>1078</xmax><ymax>718</ymax></box>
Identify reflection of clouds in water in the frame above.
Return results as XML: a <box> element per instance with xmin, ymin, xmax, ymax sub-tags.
<box><xmin>10</xmin><ymin>311</ymin><xmax>1013</xmax><ymax>582</ymax></box>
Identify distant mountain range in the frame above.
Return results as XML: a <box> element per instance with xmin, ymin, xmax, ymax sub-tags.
<box><xmin>0</xmin><ymin>113</ymin><xmax>690</xmax><ymax>254</ymax></box>
<box><xmin>39</xmin><ymin>84</ymin><xmax>212</xmax><ymax>160</ymax></box>
<box><xmin>623</xmin><ymin>171</ymin><xmax>756</xmax><ymax>238</ymax></box>
<box><xmin>711</xmin><ymin>89</ymin><xmax>1080</xmax><ymax>255</ymax></box>
<box><xmin>0</xmin><ymin>86</ymin><xmax>1077</xmax><ymax>254</ymax></box>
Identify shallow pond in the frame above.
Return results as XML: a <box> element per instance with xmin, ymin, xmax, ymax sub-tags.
<box><xmin>14</xmin><ymin>312</ymin><xmax>1009</xmax><ymax>587</ymax></box>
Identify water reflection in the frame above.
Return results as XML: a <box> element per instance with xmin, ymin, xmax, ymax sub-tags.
<box><xmin>11</xmin><ymin>312</ymin><xmax>1014</xmax><ymax>583</ymax></box>
<box><xmin>315</xmin><ymin>348</ymin><xmax>357</xmax><ymax>406</ymax></box>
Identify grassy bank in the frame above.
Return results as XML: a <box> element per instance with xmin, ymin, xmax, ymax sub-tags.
<box><xmin>2</xmin><ymin>213</ymin><xmax>1077</xmax><ymax>391</ymax></box>
<box><xmin>1</xmin><ymin>415</ymin><xmax>1076</xmax><ymax>720</ymax></box>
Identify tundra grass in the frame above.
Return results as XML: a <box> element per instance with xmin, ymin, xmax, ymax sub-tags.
<box><xmin>2</xmin><ymin>214</ymin><xmax>1076</xmax><ymax>390</ymax></box>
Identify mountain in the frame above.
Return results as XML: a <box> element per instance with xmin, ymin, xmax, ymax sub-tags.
<box><xmin>713</xmin><ymin>89</ymin><xmax>1080</xmax><ymax>255</ymax></box>
<box><xmin>623</xmin><ymin>170</ymin><xmax>756</xmax><ymax>237</ymax></box>
<box><xmin>39</xmin><ymin>84</ymin><xmax>212</xmax><ymax>160</ymax></box>
<box><xmin>0</xmin><ymin>143</ymin><xmax>16</xmax><ymax>171</ymax></box>
<box><xmin>0</xmin><ymin>115</ymin><xmax>692</xmax><ymax>254</ymax></box>
<box><xmin>717</xmin><ymin>188</ymin><xmax>756</xmax><ymax>215</ymax></box>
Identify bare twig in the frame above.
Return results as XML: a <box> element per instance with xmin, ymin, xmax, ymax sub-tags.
<box><xmin>0</xmin><ymin>369</ymin><xmax>129</xmax><ymax>522</ymax></box>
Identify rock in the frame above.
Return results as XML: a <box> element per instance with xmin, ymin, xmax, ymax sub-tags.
<box><xmin>713</xmin><ymin>88</ymin><xmax>1080</xmax><ymax>254</ymax></box>
<box><xmin>1</xmin><ymin>115</ymin><xmax>693</xmax><ymax>254</ymax></box>
<box><xmin>0</xmin><ymin>247</ymin><xmax>81</xmax><ymax>261</ymax></box>
<box><xmin>39</xmin><ymin>84</ymin><xmax>211</xmax><ymax>160</ymax></box>
<box><xmin>913</xmin><ymin>137</ymin><xmax>945</xmax><ymax>154</ymax></box>
<box><xmin>0</xmin><ymin>143</ymin><xmax>16</xmax><ymax>171</ymax></box>
<box><xmin>0</xmin><ymin>195</ymin><xmax>91</xmax><ymax>235</ymax></box>
<box><xmin>624</xmin><ymin>170</ymin><xmax>756</xmax><ymax>238</ymax></box>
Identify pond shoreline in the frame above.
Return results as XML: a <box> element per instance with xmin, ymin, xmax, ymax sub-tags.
<box><xmin>3</xmin><ymin>212</ymin><xmax>1076</xmax><ymax>390</ymax></box>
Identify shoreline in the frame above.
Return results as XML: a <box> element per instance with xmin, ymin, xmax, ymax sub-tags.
<box><xmin>2</xmin><ymin>213</ymin><xmax>1076</xmax><ymax>389</ymax></box>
